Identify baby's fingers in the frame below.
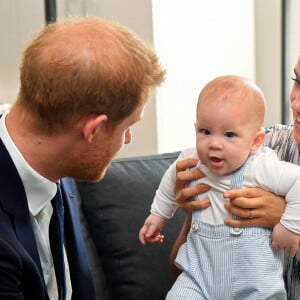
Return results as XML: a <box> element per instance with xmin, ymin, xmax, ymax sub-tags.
<box><xmin>139</xmin><ymin>225</ymin><xmax>150</xmax><ymax>245</ymax></box>
<box><xmin>145</xmin><ymin>234</ymin><xmax>165</xmax><ymax>244</ymax></box>
<box><xmin>145</xmin><ymin>224</ymin><xmax>160</xmax><ymax>238</ymax></box>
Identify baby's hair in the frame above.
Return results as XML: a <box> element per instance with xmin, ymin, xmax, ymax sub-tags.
<box><xmin>197</xmin><ymin>75</ymin><xmax>266</xmax><ymax>129</ymax></box>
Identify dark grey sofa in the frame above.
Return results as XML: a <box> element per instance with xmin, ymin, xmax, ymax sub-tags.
<box><xmin>76</xmin><ymin>151</ymin><xmax>184</xmax><ymax>300</ymax></box>
<box><xmin>75</xmin><ymin>151</ymin><xmax>300</xmax><ymax>300</ymax></box>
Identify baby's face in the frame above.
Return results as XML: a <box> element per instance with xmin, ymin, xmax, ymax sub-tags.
<box><xmin>195</xmin><ymin>92</ymin><xmax>260</xmax><ymax>176</ymax></box>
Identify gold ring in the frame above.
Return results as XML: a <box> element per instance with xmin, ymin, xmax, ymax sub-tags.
<box><xmin>248</xmin><ymin>209</ymin><xmax>253</xmax><ymax>219</ymax></box>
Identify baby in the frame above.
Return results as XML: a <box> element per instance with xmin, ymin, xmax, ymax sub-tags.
<box><xmin>139</xmin><ymin>75</ymin><xmax>300</xmax><ymax>299</ymax></box>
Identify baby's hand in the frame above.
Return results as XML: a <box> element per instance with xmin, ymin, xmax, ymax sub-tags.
<box><xmin>271</xmin><ymin>223</ymin><xmax>300</xmax><ymax>257</ymax></box>
<box><xmin>139</xmin><ymin>214</ymin><xmax>168</xmax><ymax>245</ymax></box>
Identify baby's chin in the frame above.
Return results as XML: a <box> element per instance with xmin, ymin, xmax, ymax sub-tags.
<box><xmin>205</xmin><ymin>163</ymin><xmax>237</xmax><ymax>177</ymax></box>
<box><xmin>206</xmin><ymin>166</ymin><xmax>232</xmax><ymax>177</ymax></box>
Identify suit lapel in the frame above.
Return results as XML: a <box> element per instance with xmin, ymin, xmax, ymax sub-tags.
<box><xmin>0</xmin><ymin>139</ymin><xmax>44</xmax><ymax>278</ymax></box>
<box><xmin>61</xmin><ymin>178</ymin><xmax>95</xmax><ymax>300</ymax></box>
<box><xmin>0</xmin><ymin>136</ymin><xmax>95</xmax><ymax>299</ymax></box>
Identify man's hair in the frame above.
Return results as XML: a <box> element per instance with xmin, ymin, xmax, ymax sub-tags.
<box><xmin>19</xmin><ymin>17</ymin><xmax>165</xmax><ymax>133</ymax></box>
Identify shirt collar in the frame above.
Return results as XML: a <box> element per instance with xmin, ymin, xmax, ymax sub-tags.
<box><xmin>0</xmin><ymin>112</ymin><xmax>57</xmax><ymax>216</ymax></box>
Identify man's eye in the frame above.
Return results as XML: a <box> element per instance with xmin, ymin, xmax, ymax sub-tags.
<box><xmin>225</xmin><ymin>132</ymin><xmax>236</xmax><ymax>138</ymax></box>
<box><xmin>292</xmin><ymin>77</ymin><xmax>300</xmax><ymax>86</ymax></box>
<box><xmin>200</xmin><ymin>129</ymin><xmax>210</xmax><ymax>135</ymax></box>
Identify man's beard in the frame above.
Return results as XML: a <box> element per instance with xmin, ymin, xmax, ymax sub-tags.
<box><xmin>67</xmin><ymin>147</ymin><xmax>116</xmax><ymax>182</ymax></box>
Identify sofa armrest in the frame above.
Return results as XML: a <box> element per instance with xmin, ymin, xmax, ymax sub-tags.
<box><xmin>76</xmin><ymin>151</ymin><xmax>184</xmax><ymax>300</ymax></box>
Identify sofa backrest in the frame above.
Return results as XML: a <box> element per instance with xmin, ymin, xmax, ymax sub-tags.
<box><xmin>76</xmin><ymin>151</ymin><xmax>185</xmax><ymax>300</ymax></box>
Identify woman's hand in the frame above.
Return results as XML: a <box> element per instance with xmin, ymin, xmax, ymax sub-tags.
<box><xmin>223</xmin><ymin>187</ymin><xmax>286</xmax><ymax>228</ymax></box>
<box><xmin>174</xmin><ymin>159</ymin><xmax>286</xmax><ymax>229</ymax></box>
<box><xmin>174</xmin><ymin>157</ymin><xmax>211</xmax><ymax>214</ymax></box>
<box><xmin>170</xmin><ymin>157</ymin><xmax>211</xmax><ymax>279</ymax></box>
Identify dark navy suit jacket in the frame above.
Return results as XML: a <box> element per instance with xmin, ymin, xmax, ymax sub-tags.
<box><xmin>0</xmin><ymin>138</ymin><xmax>95</xmax><ymax>299</ymax></box>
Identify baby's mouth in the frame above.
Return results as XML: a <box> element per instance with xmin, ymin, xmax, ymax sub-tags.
<box><xmin>209</xmin><ymin>156</ymin><xmax>224</xmax><ymax>167</ymax></box>
<box><xmin>210</xmin><ymin>156</ymin><xmax>222</xmax><ymax>162</ymax></box>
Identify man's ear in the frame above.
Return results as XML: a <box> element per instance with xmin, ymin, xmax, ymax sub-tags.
<box><xmin>250</xmin><ymin>129</ymin><xmax>265</xmax><ymax>152</ymax></box>
<box><xmin>82</xmin><ymin>114</ymin><xmax>108</xmax><ymax>144</ymax></box>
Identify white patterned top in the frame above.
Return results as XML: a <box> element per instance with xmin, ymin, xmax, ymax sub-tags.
<box><xmin>264</xmin><ymin>124</ymin><xmax>300</xmax><ymax>300</ymax></box>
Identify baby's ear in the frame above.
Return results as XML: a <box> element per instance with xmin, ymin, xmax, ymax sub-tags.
<box><xmin>250</xmin><ymin>129</ymin><xmax>265</xmax><ymax>152</ymax></box>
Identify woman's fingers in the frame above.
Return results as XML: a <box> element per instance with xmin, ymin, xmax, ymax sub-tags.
<box><xmin>224</xmin><ymin>187</ymin><xmax>286</xmax><ymax>228</ymax></box>
<box><xmin>176</xmin><ymin>183</ymin><xmax>210</xmax><ymax>203</ymax></box>
<box><xmin>224</xmin><ymin>188</ymin><xmax>267</xmax><ymax>209</ymax></box>
<box><xmin>176</xmin><ymin>157</ymin><xmax>199</xmax><ymax>173</ymax></box>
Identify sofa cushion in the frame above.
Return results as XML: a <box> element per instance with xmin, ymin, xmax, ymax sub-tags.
<box><xmin>76</xmin><ymin>151</ymin><xmax>185</xmax><ymax>300</ymax></box>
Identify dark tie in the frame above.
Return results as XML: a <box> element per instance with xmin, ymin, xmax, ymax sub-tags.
<box><xmin>49</xmin><ymin>183</ymin><xmax>67</xmax><ymax>300</ymax></box>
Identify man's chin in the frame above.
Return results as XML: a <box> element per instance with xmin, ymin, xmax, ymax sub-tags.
<box><xmin>92</xmin><ymin>169</ymin><xmax>108</xmax><ymax>183</ymax></box>
<box><xmin>74</xmin><ymin>166</ymin><xmax>109</xmax><ymax>183</ymax></box>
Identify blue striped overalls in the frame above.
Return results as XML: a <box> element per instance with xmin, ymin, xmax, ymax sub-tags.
<box><xmin>166</xmin><ymin>161</ymin><xmax>287</xmax><ymax>300</ymax></box>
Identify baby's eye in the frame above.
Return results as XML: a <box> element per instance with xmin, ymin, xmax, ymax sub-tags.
<box><xmin>291</xmin><ymin>77</ymin><xmax>300</xmax><ymax>86</ymax></box>
<box><xmin>200</xmin><ymin>129</ymin><xmax>210</xmax><ymax>135</ymax></box>
<box><xmin>225</xmin><ymin>132</ymin><xmax>236</xmax><ymax>138</ymax></box>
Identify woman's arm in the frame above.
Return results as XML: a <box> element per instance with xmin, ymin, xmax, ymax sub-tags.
<box><xmin>170</xmin><ymin>213</ymin><xmax>192</xmax><ymax>279</ymax></box>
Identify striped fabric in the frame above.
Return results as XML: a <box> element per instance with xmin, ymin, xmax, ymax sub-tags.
<box><xmin>264</xmin><ymin>125</ymin><xmax>300</xmax><ymax>300</ymax></box>
<box><xmin>166</xmin><ymin>150</ymin><xmax>287</xmax><ymax>299</ymax></box>
<box><xmin>167</xmin><ymin>223</ymin><xmax>284</xmax><ymax>299</ymax></box>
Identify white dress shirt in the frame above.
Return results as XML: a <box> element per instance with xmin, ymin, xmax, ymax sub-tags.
<box><xmin>0</xmin><ymin>112</ymin><xmax>72</xmax><ymax>299</ymax></box>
